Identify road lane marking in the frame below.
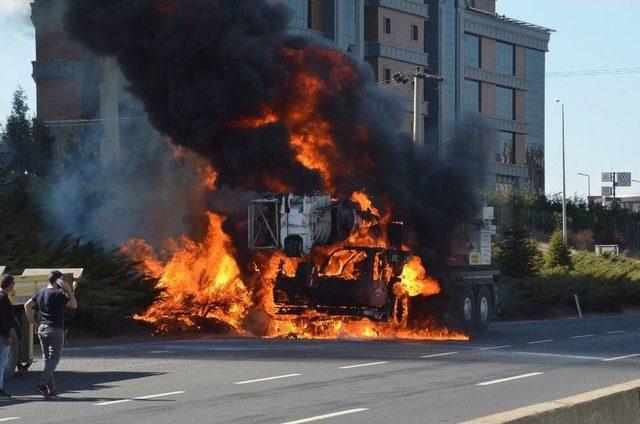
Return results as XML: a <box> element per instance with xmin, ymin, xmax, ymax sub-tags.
<box><xmin>420</xmin><ymin>352</ymin><xmax>458</xmax><ymax>358</ymax></box>
<box><xmin>234</xmin><ymin>374</ymin><xmax>301</xmax><ymax>385</ymax></box>
<box><xmin>603</xmin><ymin>354</ymin><xmax>640</xmax><ymax>362</ymax></box>
<box><xmin>479</xmin><ymin>345</ymin><xmax>511</xmax><ymax>351</ymax></box>
<box><xmin>147</xmin><ymin>350</ymin><xmax>171</xmax><ymax>354</ymax></box>
<box><xmin>527</xmin><ymin>339</ymin><xmax>554</xmax><ymax>345</ymax></box>
<box><xmin>571</xmin><ymin>334</ymin><xmax>595</xmax><ymax>339</ymax></box>
<box><xmin>338</xmin><ymin>361</ymin><xmax>388</xmax><ymax>369</ymax></box>
<box><xmin>509</xmin><ymin>351</ymin><xmax>606</xmax><ymax>361</ymax></box>
<box><xmin>281</xmin><ymin>408</ymin><xmax>369</xmax><ymax>424</ymax></box>
<box><xmin>606</xmin><ymin>330</ymin><xmax>627</xmax><ymax>334</ymax></box>
<box><xmin>477</xmin><ymin>372</ymin><xmax>543</xmax><ymax>386</ymax></box>
<box><xmin>0</xmin><ymin>419</ymin><xmax>20</xmax><ymax>423</ymax></box>
<box><xmin>94</xmin><ymin>391</ymin><xmax>185</xmax><ymax>406</ymax></box>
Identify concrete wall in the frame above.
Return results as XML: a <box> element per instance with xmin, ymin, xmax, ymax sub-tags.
<box><xmin>463</xmin><ymin>379</ymin><xmax>640</xmax><ymax>424</ymax></box>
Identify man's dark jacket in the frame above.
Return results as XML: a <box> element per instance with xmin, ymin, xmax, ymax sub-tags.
<box><xmin>0</xmin><ymin>292</ymin><xmax>15</xmax><ymax>340</ymax></box>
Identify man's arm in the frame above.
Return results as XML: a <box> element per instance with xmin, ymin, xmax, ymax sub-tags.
<box><xmin>60</xmin><ymin>283</ymin><xmax>77</xmax><ymax>310</ymax></box>
<box><xmin>24</xmin><ymin>298</ymin><xmax>38</xmax><ymax>327</ymax></box>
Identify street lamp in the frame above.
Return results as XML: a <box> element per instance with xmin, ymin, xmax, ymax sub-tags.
<box><xmin>578</xmin><ymin>172</ymin><xmax>591</xmax><ymax>197</ymax></box>
<box><xmin>555</xmin><ymin>97</ymin><xmax>567</xmax><ymax>244</ymax></box>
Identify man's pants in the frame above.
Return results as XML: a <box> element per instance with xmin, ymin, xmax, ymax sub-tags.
<box><xmin>37</xmin><ymin>324</ymin><xmax>64</xmax><ymax>389</ymax></box>
<box><xmin>0</xmin><ymin>343</ymin><xmax>9</xmax><ymax>390</ymax></box>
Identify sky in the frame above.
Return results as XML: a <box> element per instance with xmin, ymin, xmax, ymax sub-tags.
<box><xmin>0</xmin><ymin>0</ymin><xmax>639</xmax><ymax>198</ymax></box>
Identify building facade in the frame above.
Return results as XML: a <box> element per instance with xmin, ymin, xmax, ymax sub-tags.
<box><xmin>425</xmin><ymin>0</ymin><xmax>551</xmax><ymax>192</ymax></box>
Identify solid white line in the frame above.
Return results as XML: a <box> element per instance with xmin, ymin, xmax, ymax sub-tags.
<box><xmin>338</xmin><ymin>361</ymin><xmax>388</xmax><ymax>369</ymax></box>
<box><xmin>606</xmin><ymin>330</ymin><xmax>627</xmax><ymax>334</ymax></box>
<box><xmin>571</xmin><ymin>334</ymin><xmax>595</xmax><ymax>339</ymax></box>
<box><xmin>94</xmin><ymin>391</ymin><xmax>185</xmax><ymax>406</ymax></box>
<box><xmin>509</xmin><ymin>351</ymin><xmax>606</xmax><ymax>361</ymax></box>
<box><xmin>603</xmin><ymin>354</ymin><xmax>640</xmax><ymax>362</ymax></box>
<box><xmin>281</xmin><ymin>408</ymin><xmax>369</xmax><ymax>424</ymax></box>
<box><xmin>479</xmin><ymin>345</ymin><xmax>511</xmax><ymax>351</ymax></box>
<box><xmin>527</xmin><ymin>339</ymin><xmax>554</xmax><ymax>345</ymax></box>
<box><xmin>420</xmin><ymin>352</ymin><xmax>459</xmax><ymax>358</ymax></box>
<box><xmin>0</xmin><ymin>419</ymin><xmax>20</xmax><ymax>423</ymax></box>
<box><xmin>234</xmin><ymin>374</ymin><xmax>301</xmax><ymax>385</ymax></box>
<box><xmin>477</xmin><ymin>372</ymin><xmax>543</xmax><ymax>386</ymax></box>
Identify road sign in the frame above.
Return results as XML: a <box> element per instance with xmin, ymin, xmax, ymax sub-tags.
<box><xmin>617</xmin><ymin>172</ymin><xmax>632</xmax><ymax>187</ymax></box>
<box><xmin>601</xmin><ymin>172</ymin><xmax>614</xmax><ymax>182</ymax></box>
<box><xmin>602</xmin><ymin>186</ymin><xmax>613</xmax><ymax>197</ymax></box>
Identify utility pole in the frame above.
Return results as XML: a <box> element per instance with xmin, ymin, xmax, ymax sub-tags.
<box><xmin>393</xmin><ymin>69</ymin><xmax>444</xmax><ymax>144</ymax></box>
<box><xmin>555</xmin><ymin>99</ymin><xmax>568</xmax><ymax>244</ymax></box>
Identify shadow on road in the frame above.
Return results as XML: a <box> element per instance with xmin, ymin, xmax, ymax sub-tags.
<box><xmin>2</xmin><ymin>370</ymin><xmax>164</xmax><ymax>406</ymax></box>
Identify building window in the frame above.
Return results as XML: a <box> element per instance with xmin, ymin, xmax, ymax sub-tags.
<box><xmin>496</xmin><ymin>86</ymin><xmax>515</xmax><ymax>120</ymax></box>
<box><xmin>464</xmin><ymin>34</ymin><xmax>480</xmax><ymax>68</ymax></box>
<box><xmin>463</xmin><ymin>79</ymin><xmax>481</xmax><ymax>113</ymax></box>
<box><xmin>385</xmin><ymin>17</ymin><xmax>391</xmax><ymax>34</ymax></box>
<box><xmin>383</xmin><ymin>67</ymin><xmax>391</xmax><ymax>83</ymax></box>
<box><xmin>497</xmin><ymin>42</ymin><xmax>515</xmax><ymax>75</ymax></box>
<box><xmin>412</xmin><ymin>24</ymin><xmax>419</xmax><ymax>41</ymax></box>
<box><xmin>496</xmin><ymin>131</ymin><xmax>515</xmax><ymax>164</ymax></box>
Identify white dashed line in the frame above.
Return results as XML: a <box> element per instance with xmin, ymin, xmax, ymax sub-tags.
<box><xmin>527</xmin><ymin>339</ymin><xmax>554</xmax><ymax>345</ymax></box>
<box><xmin>281</xmin><ymin>408</ymin><xmax>369</xmax><ymax>424</ymax></box>
<box><xmin>147</xmin><ymin>350</ymin><xmax>171</xmax><ymax>354</ymax></box>
<box><xmin>479</xmin><ymin>345</ymin><xmax>511</xmax><ymax>351</ymax></box>
<box><xmin>338</xmin><ymin>361</ymin><xmax>388</xmax><ymax>369</ymax></box>
<box><xmin>477</xmin><ymin>372</ymin><xmax>543</xmax><ymax>386</ymax></box>
<box><xmin>94</xmin><ymin>391</ymin><xmax>185</xmax><ymax>406</ymax></box>
<box><xmin>234</xmin><ymin>374</ymin><xmax>301</xmax><ymax>385</ymax></box>
<box><xmin>603</xmin><ymin>354</ymin><xmax>640</xmax><ymax>362</ymax></box>
<box><xmin>420</xmin><ymin>352</ymin><xmax>459</xmax><ymax>358</ymax></box>
<box><xmin>0</xmin><ymin>418</ymin><xmax>20</xmax><ymax>423</ymax></box>
<box><xmin>571</xmin><ymin>334</ymin><xmax>595</xmax><ymax>339</ymax></box>
<box><xmin>606</xmin><ymin>330</ymin><xmax>627</xmax><ymax>335</ymax></box>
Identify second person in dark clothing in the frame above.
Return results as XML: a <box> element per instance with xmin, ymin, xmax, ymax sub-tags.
<box><xmin>24</xmin><ymin>270</ymin><xmax>77</xmax><ymax>398</ymax></box>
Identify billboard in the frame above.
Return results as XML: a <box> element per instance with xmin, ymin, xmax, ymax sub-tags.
<box><xmin>617</xmin><ymin>172</ymin><xmax>632</xmax><ymax>187</ymax></box>
<box><xmin>602</xmin><ymin>172</ymin><xmax>614</xmax><ymax>182</ymax></box>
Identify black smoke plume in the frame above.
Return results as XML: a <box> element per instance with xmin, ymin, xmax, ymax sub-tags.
<box><xmin>63</xmin><ymin>0</ymin><xmax>487</xmax><ymax>265</ymax></box>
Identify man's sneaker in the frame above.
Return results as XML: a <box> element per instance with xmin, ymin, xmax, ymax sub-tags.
<box><xmin>48</xmin><ymin>387</ymin><xmax>58</xmax><ymax>398</ymax></box>
<box><xmin>0</xmin><ymin>389</ymin><xmax>11</xmax><ymax>400</ymax></box>
<box><xmin>36</xmin><ymin>384</ymin><xmax>51</xmax><ymax>399</ymax></box>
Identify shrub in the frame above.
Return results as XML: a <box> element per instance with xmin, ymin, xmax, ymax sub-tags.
<box><xmin>546</xmin><ymin>230</ymin><xmax>572</xmax><ymax>269</ymax></box>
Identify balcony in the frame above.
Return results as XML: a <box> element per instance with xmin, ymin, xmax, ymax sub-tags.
<box><xmin>32</xmin><ymin>60</ymin><xmax>83</xmax><ymax>79</ymax></box>
<box><xmin>365</xmin><ymin>0</ymin><xmax>429</xmax><ymax>19</ymax></box>
<box><xmin>464</xmin><ymin>66</ymin><xmax>526</xmax><ymax>90</ymax></box>
<box><xmin>365</xmin><ymin>43</ymin><xmax>428</xmax><ymax>67</ymax></box>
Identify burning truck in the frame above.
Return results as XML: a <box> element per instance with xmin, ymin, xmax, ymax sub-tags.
<box><xmin>249</xmin><ymin>194</ymin><xmax>498</xmax><ymax>332</ymax></box>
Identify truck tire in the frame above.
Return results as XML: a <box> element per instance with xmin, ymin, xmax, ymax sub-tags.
<box><xmin>3</xmin><ymin>328</ymin><xmax>19</xmax><ymax>380</ymax></box>
<box><xmin>457</xmin><ymin>287</ymin><xmax>475</xmax><ymax>330</ymax></box>
<box><xmin>473</xmin><ymin>286</ymin><xmax>493</xmax><ymax>332</ymax></box>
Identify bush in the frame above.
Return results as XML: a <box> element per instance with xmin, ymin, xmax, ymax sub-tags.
<box><xmin>495</xmin><ymin>225</ymin><xmax>543</xmax><ymax>278</ymax></box>
<box><xmin>500</xmin><ymin>251</ymin><xmax>640</xmax><ymax>319</ymax></box>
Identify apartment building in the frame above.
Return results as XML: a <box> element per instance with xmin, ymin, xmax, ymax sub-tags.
<box><xmin>425</xmin><ymin>0</ymin><xmax>552</xmax><ymax>192</ymax></box>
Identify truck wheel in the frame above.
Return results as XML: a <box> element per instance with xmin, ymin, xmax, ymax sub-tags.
<box><xmin>3</xmin><ymin>328</ymin><xmax>20</xmax><ymax>380</ymax></box>
<box><xmin>457</xmin><ymin>288</ymin><xmax>475</xmax><ymax>330</ymax></box>
<box><xmin>473</xmin><ymin>286</ymin><xmax>493</xmax><ymax>332</ymax></box>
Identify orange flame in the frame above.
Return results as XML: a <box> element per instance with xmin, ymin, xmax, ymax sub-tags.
<box><xmin>126</xmin><ymin>212</ymin><xmax>251</xmax><ymax>334</ymax></box>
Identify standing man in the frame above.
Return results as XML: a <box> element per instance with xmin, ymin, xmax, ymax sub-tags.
<box><xmin>0</xmin><ymin>275</ymin><xmax>16</xmax><ymax>400</ymax></box>
<box><xmin>24</xmin><ymin>270</ymin><xmax>77</xmax><ymax>398</ymax></box>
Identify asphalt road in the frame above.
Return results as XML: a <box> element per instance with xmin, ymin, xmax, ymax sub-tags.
<box><xmin>2</xmin><ymin>313</ymin><xmax>640</xmax><ymax>424</ymax></box>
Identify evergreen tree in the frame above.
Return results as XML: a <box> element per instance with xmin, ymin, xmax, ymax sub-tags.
<box><xmin>495</xmin><ymin>223</ymin><xmax>543</xmax><ymax>278</ymax></box>
<box><xmin>546</xmin><ymin>230</ymin><xmax>572</xmax><ymax>268</ymax></box>
<box><xmin>0</xmin><ymin>88</ymin><xmax>54</xmax><ymax>177</ymax></box>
